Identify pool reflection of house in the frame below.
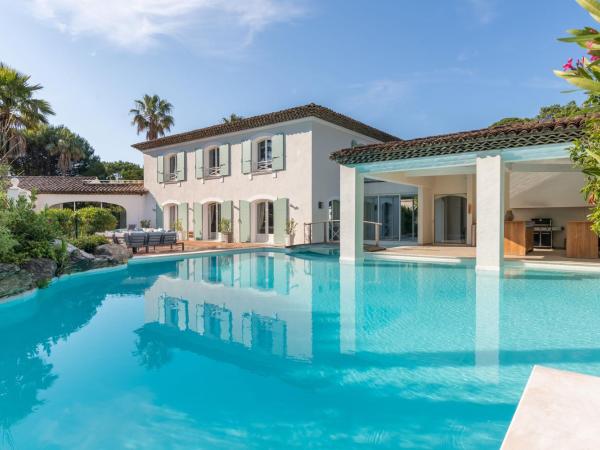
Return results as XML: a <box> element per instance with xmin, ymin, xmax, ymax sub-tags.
<box><xmin>143</xmin><ymin>252</ymin><xmax>310</xmax><ymax>361</ymax></box>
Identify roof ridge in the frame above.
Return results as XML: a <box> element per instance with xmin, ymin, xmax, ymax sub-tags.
<box><xmin>330</xmin><ymin>114</ymin><xmax>591</xmax><ymax>165</ymax></box>
<box><xmin>132</xmin><ymin>103</ymin><xmax>399</xmax><ymax>150</ymax></box>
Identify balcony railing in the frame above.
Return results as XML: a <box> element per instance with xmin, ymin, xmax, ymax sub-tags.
<box><xmin>205</xmin><ymin>166</ymin><xmax>222</xmax><ymax>177</ymax></box>
<box><xmin>255</xmin><ymin>159</ymin><xmax>273</xmax><ymax>172</ymax></box>
<box><xmin>303</xmin><ymin>219</ymin><xmax>382</xmax><ymax>247</ymax></box>
<box><xmin>84</xmin><ymin>179</ymin><xmax>144</xmax><ymax>184</ymax></box>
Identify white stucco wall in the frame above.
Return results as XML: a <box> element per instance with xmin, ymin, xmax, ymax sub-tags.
<box><xmin>510</xmin><ymin>172</ymin><xmax>587</xmax><ymax>208</ymax></box>
<box><xmin>311</xmin><ymin>120</ymin><xmax>380</xmax><ymax>242</ymax></box>
<box><xmin>143</xmin><ymin>120</ymin><xmax>314</xmax><ymax>242</ymax></box>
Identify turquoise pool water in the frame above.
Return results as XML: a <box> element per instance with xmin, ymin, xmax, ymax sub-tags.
<box><xmin>2</xmin><ymin>250</ymin><xmax>600</xmax><ymax>449</ymax></box>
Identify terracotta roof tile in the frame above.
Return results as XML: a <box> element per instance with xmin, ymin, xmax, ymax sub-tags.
<box><xmin>131</xmin><ymin>103</ymin><xmax>399</xmax><ymax>150</ymax></box>
<box><xmin>330</xmin><ymin>116</ymin><xmax>592</xmax><ymax>166</ymax></box>
<box><xmin>15</xmin><ymin>176</ymin><xmax>147</xmax><ymax>195</ymax></box>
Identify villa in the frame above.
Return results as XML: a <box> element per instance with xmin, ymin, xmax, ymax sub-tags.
<box><xmin>9</xmin><ymin>105</ymin><xmax>596</xmax><ymax>271</ymax></box>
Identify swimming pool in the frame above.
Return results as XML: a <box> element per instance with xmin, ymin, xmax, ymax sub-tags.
<box><xmin>2</xmin><ymin>249</ymin><xmax>600</xmax><ymax>449</ymax></box>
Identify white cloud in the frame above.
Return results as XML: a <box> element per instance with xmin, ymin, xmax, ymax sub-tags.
<box><xmin>26</xmin><ymin>0</ymin><xmax>306</xmax><ymax>53</ymax></box>
<box><xmin>467</xmin><ymin>0</ymin><xmax>496</xmax><ymax>24</ymax></box>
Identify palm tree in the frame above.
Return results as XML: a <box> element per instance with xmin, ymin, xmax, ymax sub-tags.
<box><xmin>130</xmin><ymin>94</ymin><xmax>174</xmax><ymax>141</ymax></box>
<box><xmin>222</xmin><ymin>113</ymin><xmax>244</xmax><ymax>124</ymax></box>
<box><xmin>0</xmin><ymin>63</ymin><xmax>54</xmax><ymax>164</ymax></box>
<box><xmin>46</xmin><ymin>127</ymin><xmax>85</xmax><ymax>174</ymax></box>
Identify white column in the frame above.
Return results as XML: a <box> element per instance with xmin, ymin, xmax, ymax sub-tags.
<box><xmin>466</xmin><ymin>174</ymin><xmax>476</xmax><ymax>246</ymax></box>
<box><xmin>475</xmin><ymin>271</ymin><xmax>500</xmax><ymax>382</ymax></box>
<box><xmin>339</xmin><ymin>263</ymin><xmax>357</xmax><ymax>354</ymax></box>
<box><xmin>417</xmin><ymin>185</ymin><xmax>433</xmax><ymax>245</ymax></box>
<box><xmin>476</xmin><ymin>155</ymin><xmax>504</xmax><ymax>271</ymax></box>
<box><xmin>340</xmin><ymin>165</ymin><xmax>364</xmax><ymax>262</ymax></box>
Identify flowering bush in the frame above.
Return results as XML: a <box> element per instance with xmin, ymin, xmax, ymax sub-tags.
<box><xmin>554</xmin><ymin>0</ymin><xmax>600</xmax><ymax>95</ymax></box>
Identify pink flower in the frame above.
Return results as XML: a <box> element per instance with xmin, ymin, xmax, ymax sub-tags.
<box><xmin>592</xmin><ymin>55</ymin><xmax>600</xmax><ymax>62</ymax></box>
<box><xmin>563</xmin><ymin>58</ymin><xmax>574</xmax><ymax>70</ymax></box>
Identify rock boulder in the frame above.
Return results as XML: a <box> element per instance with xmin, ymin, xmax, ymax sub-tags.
<box><xmin>0</xmin><ymin>263</ymin><xmax>33</xmax><ymax>298</ymax></box>
<box><xmin>94</xmin><ymin>244</ymin><xmax>129</xmax><ymax>264</ymax></box>
<box><xmin>20</xmin><ymin>258</ymin><xmax>57</xmax><ymax>286</ymax></box>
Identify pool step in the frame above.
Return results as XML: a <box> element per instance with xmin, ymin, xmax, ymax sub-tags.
<box><xmin>502</xmin><ymin>365</ymin><xmax>600</xmax><ymax>449</ymax></box>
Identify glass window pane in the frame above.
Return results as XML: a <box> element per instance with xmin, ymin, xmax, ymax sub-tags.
<box><xmin>379</xmin><ymin>196</ymin><xmax>399</xmax><ymax>240</ymax></box>
<box><xmin>364</xmin><ymin>196</ymin><xmax>378</xmax><ymax>240</ymax></box>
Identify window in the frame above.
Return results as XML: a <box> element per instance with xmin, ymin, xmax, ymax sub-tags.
<box><xmin>207</xmin><ymin>147</ymin><xmax>220</xmax><ymax>177</ymax></box>
<box><xmin>168</xmin><ymin>155</ymin><xmax>177</xmax><ymax>181</ymax></box>
<box><xmin>256</xmin><ymin>139</ymin><xmax>272</xmax><ymax>171</ymax></box>
<box><xmin>256</xmin><ymin>200</ymin><xmax>274</xmax><ymax>234</ymax></box>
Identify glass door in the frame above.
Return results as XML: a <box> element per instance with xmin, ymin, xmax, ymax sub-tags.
<box><xmin>379</xmin><ymin>196</ymin><xmax>399</xmax><ymax>240</ymax></box>
<box><xmin>328</xmin><ymin>199</ymin><xmax>340</xmax><ymax>241</ymax></box>
<box><xmin>364</xmin><ymin>196</ymin><xmax>378</xmax><ymax>240</ymax></box>
<box><xmin>400</xmin><ymin>196</ymin><xmax>418</xmax><ymax>241</ymax></box>
<box><xmin>434</xmin><ymin>195</ymin><xmax>467</xmax><ymax>244</ymax></box>
<box><xmin>208</xmin><ymin>203</ymin><xmax>221</xmax><ymax>240</ymax></box>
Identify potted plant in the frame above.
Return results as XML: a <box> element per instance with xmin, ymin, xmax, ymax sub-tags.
<box><xmin>140</xmin><ymin>219</ymin><xmax>151</xmax><ymax>229</ymax></box>
<box><xmin>174</xmin><ymin>219</ymin><xmax>183</xmax><ymax>241</ymax></box>
<box><xmin>219</xmin><ymin>218</ymin><xmax>232</xmax><ymax>243</ymax></box>
<box><xmin>285</xmin><ymin>218</ymin><xmax>297</xmax><ymax>246</ymax></box>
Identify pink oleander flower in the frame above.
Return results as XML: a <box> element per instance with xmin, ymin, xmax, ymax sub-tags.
<box><xmin>563</xmin><ymin>58</ymin><xmax>574</xmax><ymax>70</ymax></box>
<box><xmin>592</xmin><ymin>55</ymin><xmax>600</xmax><ymax>62</ymax></box>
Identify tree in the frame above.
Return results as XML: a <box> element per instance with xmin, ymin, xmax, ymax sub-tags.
<box><xmin>555</xmin><ymin>0</ymin><xmax>600</xmax><ymax>234</ymax></box>
<box><xmin>12</xmin><ymin>125</ymin><xmax>101</xmax><ymax>176</ymax></box>
<box><xmin>130</xmin><ymin>94</ymin><xmax>174</xmax><ymax>141</ymax></box>
<box><xmin>0</xmin><ymin>63</ymin><xmax>54</xmax><ymax>165</ymax></box>
<box><xmin>222</xmin><ymin>113</ymin><xmax>244</xmax><ymax>124</ymax></box>
<box><xmin>102</xmin><ymin>160</ymin><xmax>144</xmax><ymax>180</ymax></box>
<box><xmin>46</xmin><ymin>127</ymin><xmax>86</xmax><ymax>174</ymax></box>
<box><xmin>489</xmin><ymin>101</ymin><xmax>592</xmax><ymax>127</ymax></box>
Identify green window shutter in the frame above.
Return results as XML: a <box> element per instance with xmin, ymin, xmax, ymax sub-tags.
<box><xmin>219</xmin><ymin>144</ymin><xmax>230</xmax><ymax>176</ymax></box>
<box><xmin>176</xmin><ymin>152</ymin><xmax>186</xmax><ymax>181</ymax></box>
<box><xmin>157</xmin><ymin>155</ymin><xmax>164</xmax><ymax>183</ymax></box>
<box><xmin>178</xmin><ymin>202</ymin><xmax>188</xmax><ymax>235</ymax></box>
<box><xmin>155</xmin><ymin>202</ymin><xmax>163</xmax><ymax>228</ymax></box>
<box><xmin>221</xmin><ymin>200</ymin><xmax>233</xmax><ymax>229</ymax></box>
<box><xmin>241</xmin><ymin>140</ymin><xmax>252</xmax><ymax>174</ymax></box>
<box><xmin>195</xmin><ymin>148</ymin><xmax>203</xmax><ymax>179</ymax></box>
<box><xmin>273</xmin><ymin>198</ymin><xmax>289</xmax><ymax>244</ymax></box>
<box><xmin>239</xmin><ymin>200</ymin><xmax>251</xmax><ymax>242</ymax></box>
<box><xmin>271</xmin><ymin>134</ymin><xmax>285</xmax><ymax>171</ymax></box>
<box><xmin>193</xmin><ymin>202</ymin><xmax>203</xmax><ymax>240</ymax></box>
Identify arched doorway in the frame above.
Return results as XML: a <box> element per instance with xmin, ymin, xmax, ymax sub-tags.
<box><xmin>50</xmin><ymin>201</ymin><xmax>127</xmax><ymax>229</ymax></box>
<box><xmin>434</xmin><ymin>194</ymin><xmax>467</xmax><ymax>244</ymax></box>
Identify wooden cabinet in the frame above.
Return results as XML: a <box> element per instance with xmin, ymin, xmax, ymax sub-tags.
<box><xmin>566</xmin><ymin>221</ymin><xmax>598</xmax><ymax>259</ymax></box>
<box><xmin>505</xmin><ymin>221</ymin><xmax>534</xmax><ymax>256</ymax></box>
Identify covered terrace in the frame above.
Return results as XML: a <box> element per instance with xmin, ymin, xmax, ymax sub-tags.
<box><xmin>331</xmin><ymin>116</ymin><xmax>598</xmax><ymax>270</ymax></box>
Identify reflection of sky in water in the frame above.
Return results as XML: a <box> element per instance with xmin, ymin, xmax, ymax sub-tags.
<box><xmin>2</xmin><ymin>250</ymin><xmax>600</xmax><ymax>449</ymax></box>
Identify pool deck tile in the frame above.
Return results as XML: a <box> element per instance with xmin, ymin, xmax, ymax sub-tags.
<box><xmin>502</xmin><ymin>365</ymin><xmax>600</xmax><ymax>449</ymax></box>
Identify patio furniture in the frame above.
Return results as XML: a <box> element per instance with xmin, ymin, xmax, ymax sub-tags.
<box><xmin>124</xmin><ymin>232</ymin><xmax>147</xmax><ymax>253</ymax></box>
<box><xmin>145</xmin><ymin>231</ymin><xmax>164</xmax><ymax>252</ymax></box>
<box><xmin>160</xmin><ymin>231</ymin><xmax>185</xmax><ymax>251</ymax></box>
<box><xmin>127</xmin><ymin>224</ymin><xmax>137</xmax><ymax>231</ymax></box>
<box><xmin>113</xmin><ymin>231</ymin><xmax>126</xmax><ymax>245</ymax></box>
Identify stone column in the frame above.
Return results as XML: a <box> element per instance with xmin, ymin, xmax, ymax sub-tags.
<box><xmin>417</xmin><ymin>185</ymin><xmax>434</xmax><ymax>245</ymax></box>
<box><xmin>476</xmin><ymin>155</ymin><xmax>505</xmax><ymax>271</ymax></box>
<box><xmin>340</xmin><ymin>165</ymin><xmax>364</xmax><ymax>262</ymax></box>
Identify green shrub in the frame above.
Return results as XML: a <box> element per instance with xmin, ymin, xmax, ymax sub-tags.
<box><xmin>74</xmin><ymin>207</ymin><xmax>117</xmax><ymax>235</ymax></box>
<box><xmin>43</xmin><ymin>208</ymin><xmax>74</xmax><ymax>237</ymax></box>
<box><xmin>0</xmin><ymin>195</ymin><xmax>60</xmax><ymax>263</ymax></box>
<box><xmin>70</xmin><ymin>235</ymin><xmax>109</xmax><ymax>253</ymax></box>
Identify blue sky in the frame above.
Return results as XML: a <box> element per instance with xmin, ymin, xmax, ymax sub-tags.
<box><xmin>0</xmin><ymin>0</ymin><xmax>591</xmax><ymax>164</ymax></box>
